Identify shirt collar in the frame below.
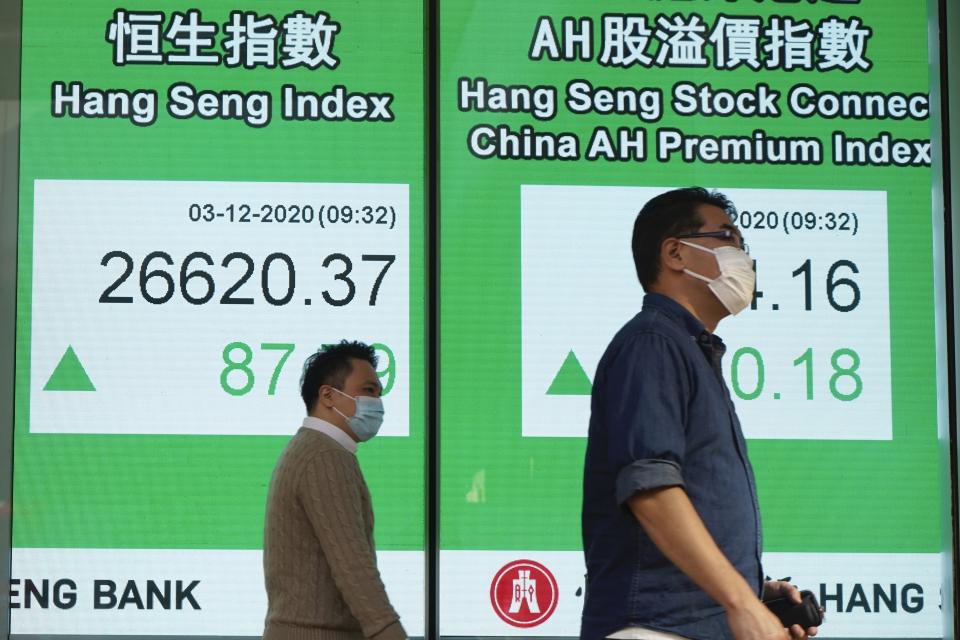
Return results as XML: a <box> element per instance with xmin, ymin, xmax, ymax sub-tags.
<box><xmin>302</xmin><ymin>416</ymin><xmax>357</xmax><ymax>454</ymax></box>
<box><xmin>643</xmin><ymin>292</ymin><xmax>728</xmax><ymax>350</ymax></box>
<box><xmin>642</xmin><ymin>293</ymin><xmax>708</xmax><ymax>339</ymax></box>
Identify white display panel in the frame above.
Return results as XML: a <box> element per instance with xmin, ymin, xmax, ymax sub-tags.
<box><xmin>10</xmin><ymin>549</ymin><xmax>424</xmax><ymax>636</ymax></box>
<box><xmin>522</xmin><ymin>185</ymin><xmax>891</xmax><ymax>440</ymax></box>
<box><xmin>30</xmin><ymin>179</ymin><xmax>409</xmax><ymax>436</ymax></box>
<box><xmin>439</xmin><ymin>550</ymin><xmax>942</xmax><ymax>637</ymax></box>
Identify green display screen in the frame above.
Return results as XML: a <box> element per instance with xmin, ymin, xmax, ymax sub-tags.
<box><xmin>438</xmin><ymin>1</ymin><xmax>948</xmax><ymax>636</ymax></box>
<box><xmin>12</xmin><ymin>1</ymin><xmax>425</xmax><ymax>635</ymax></box>
<box><xmin>7</xmin><ymin>0</ymin><xmax>954</xmax><ymax>638</ymax></box>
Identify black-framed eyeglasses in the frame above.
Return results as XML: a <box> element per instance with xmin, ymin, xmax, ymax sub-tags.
<box><xmin>676</xmin><ymin>230</ymin><xmax>749</xmax><ymax>254</ymax></box>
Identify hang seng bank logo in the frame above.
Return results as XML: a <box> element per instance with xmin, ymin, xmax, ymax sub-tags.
<box><xmin>490</xmin><ymin>559</ymin><xmax>559</xmax><ymax>628</ymax></box>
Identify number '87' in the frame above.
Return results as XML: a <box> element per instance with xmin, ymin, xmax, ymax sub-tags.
<box><xmin>220</xmin><ymin>342</ymin><xmax>397</xmax><ymax>397</ymax></box>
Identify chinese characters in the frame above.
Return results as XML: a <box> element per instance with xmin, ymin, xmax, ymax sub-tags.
<box><xmin>106</xmin><ymin>9</ymin><xmax>340</xmax><ymax>69</ymax></box>
<box><xmin>536</xmin><ymin>13</ymin><xmax>872</xmax><ymax>72</ymax></box>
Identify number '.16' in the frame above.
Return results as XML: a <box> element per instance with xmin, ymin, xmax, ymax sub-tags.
<box><xmin>220</xmin><ymin>342</ymin><xmax>397</xmax><ymax>397</ymax></box>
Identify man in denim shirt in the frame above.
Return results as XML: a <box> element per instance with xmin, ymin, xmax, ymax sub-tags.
<box><xmin>581</xmin><ymin>189</ymin><xmax>820</xmax><ymax>640</ymax></box>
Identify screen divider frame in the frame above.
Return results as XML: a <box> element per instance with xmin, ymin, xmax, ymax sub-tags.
<box><xmin>937</xmin><ymin>0</ymin><xmax>960</xmax><ymax>637</ymax></box>
<box><xmin>0</xmin><ymin>0</ymin><xmax>23</xmax><ymax>637</ymax></box>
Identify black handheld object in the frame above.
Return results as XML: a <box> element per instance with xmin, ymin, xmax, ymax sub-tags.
<box><xmin>764</xmin><ymin>590</ymin><xmax>824</xmax><ymax>628</ymax></box>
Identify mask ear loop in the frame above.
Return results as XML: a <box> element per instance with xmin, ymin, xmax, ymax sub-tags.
<box><xmin>328</xmin><ymin>386</ymin><xmax>357</xmax><ymax>421</ymax></box>
<box><xmin>684</xmin><ymin>269</ymin><xmax>713</xmax><ymax>283</ymax></box>
<box><xmin>678</xmin><ymin>240</ymin><xmax>718</xmax><ymax>283</ymax></box>
<box><xmin>678</xmin><ymin>239</ymin><xmax>717</xmax><ymax>254</ymax></box>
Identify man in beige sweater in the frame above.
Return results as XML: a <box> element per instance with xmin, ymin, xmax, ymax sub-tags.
<box><xmin>262</xmin><ymin>341</ymin><xmax>407</xmax><ymax>640</ymax></box>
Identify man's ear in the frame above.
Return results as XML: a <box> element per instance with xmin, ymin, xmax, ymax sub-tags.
<box><xmin>660</xmin><ymin>237</ymin><xmax>686</xmax><ymax>274</ymax></box>
<box><xmin>317</xmin><ymin>385</ymin><xmax>335</xmax><ymax>409</ymax></box>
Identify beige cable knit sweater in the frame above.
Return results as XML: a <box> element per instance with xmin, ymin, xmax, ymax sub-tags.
<box><xmin>262</xmin><ymin>427</ymin><xmax>406</xmax><ymax>640</ymax></box>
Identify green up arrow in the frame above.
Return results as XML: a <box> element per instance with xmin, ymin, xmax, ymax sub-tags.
<box><xmin>546</xmin><ymin>350</ymin><xmax>592</xmax><ymax>396</ymax></box>
<box><xmin>43</xmin><ymin>346</ymin><xmax>96</xmax><ymax>392</ymax></box>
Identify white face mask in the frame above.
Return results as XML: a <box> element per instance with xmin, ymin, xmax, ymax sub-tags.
<box><xmin>679</xmin><ymin>240</ymin><xmax>756</xmax><ymax>315</ymax></box>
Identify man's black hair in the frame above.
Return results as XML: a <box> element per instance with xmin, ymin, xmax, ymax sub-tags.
<box><xmin>300</xmin><ymin>340</ymin><xmax>378</xmax><ymax>412</ymax></box>
<box><xmin>631</xmin><ymin>187</ymin><xmax>736</xmax><ymax>291</ymax></box>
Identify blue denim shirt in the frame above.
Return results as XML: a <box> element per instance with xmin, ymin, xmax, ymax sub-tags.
<box><xmin>581</xmin><ymin>293</ymin><xmax>763</xmax><ymax>640</ymax></box>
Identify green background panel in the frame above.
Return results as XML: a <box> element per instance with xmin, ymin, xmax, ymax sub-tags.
<box><xmin>15</xmin><ymin>0</ymin><xmax>425</xmax><ymax>550</ymax></box>
<box><xmin>439</xmin><ymin>1</ymin><xmax>941</xmax><ymax>552</ymax></box>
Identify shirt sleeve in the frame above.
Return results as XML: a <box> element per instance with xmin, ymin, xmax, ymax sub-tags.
<box><xmin>300</xmin><ymin>452</ymin><xmax>407</xmax><ymax>640</ymax></box>
<box><xmin>601</xmin><ymin>331</ymin><xmax>691</xmax><ymax>506</ymax></box>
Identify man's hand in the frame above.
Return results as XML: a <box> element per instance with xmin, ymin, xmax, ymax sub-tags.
<box><xmin>726</xmin><ymin>598</ymin><xmax>790</xmax><ymax>640</ymax></box>
<box><xmin>762</xmin><ymin>580</ymin><xmax>820</xmax><ymax>639</ymax></box>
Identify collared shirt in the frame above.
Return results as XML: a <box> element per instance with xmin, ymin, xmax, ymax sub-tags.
<box><xmin>301</xmin><ymin>416</ymin><xmax>357</xmax><ymax>454</ymax></box>
<box><xmin>581</xmin><ymin>293</ymin><xmax>763</xmax><ymax>640</ymax></box>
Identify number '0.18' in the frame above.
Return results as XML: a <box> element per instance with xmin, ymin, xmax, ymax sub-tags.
<box><xmin>729</xmin><ymin>346</ymin><xmax>863</xmax><ymax>402</ymax></box>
